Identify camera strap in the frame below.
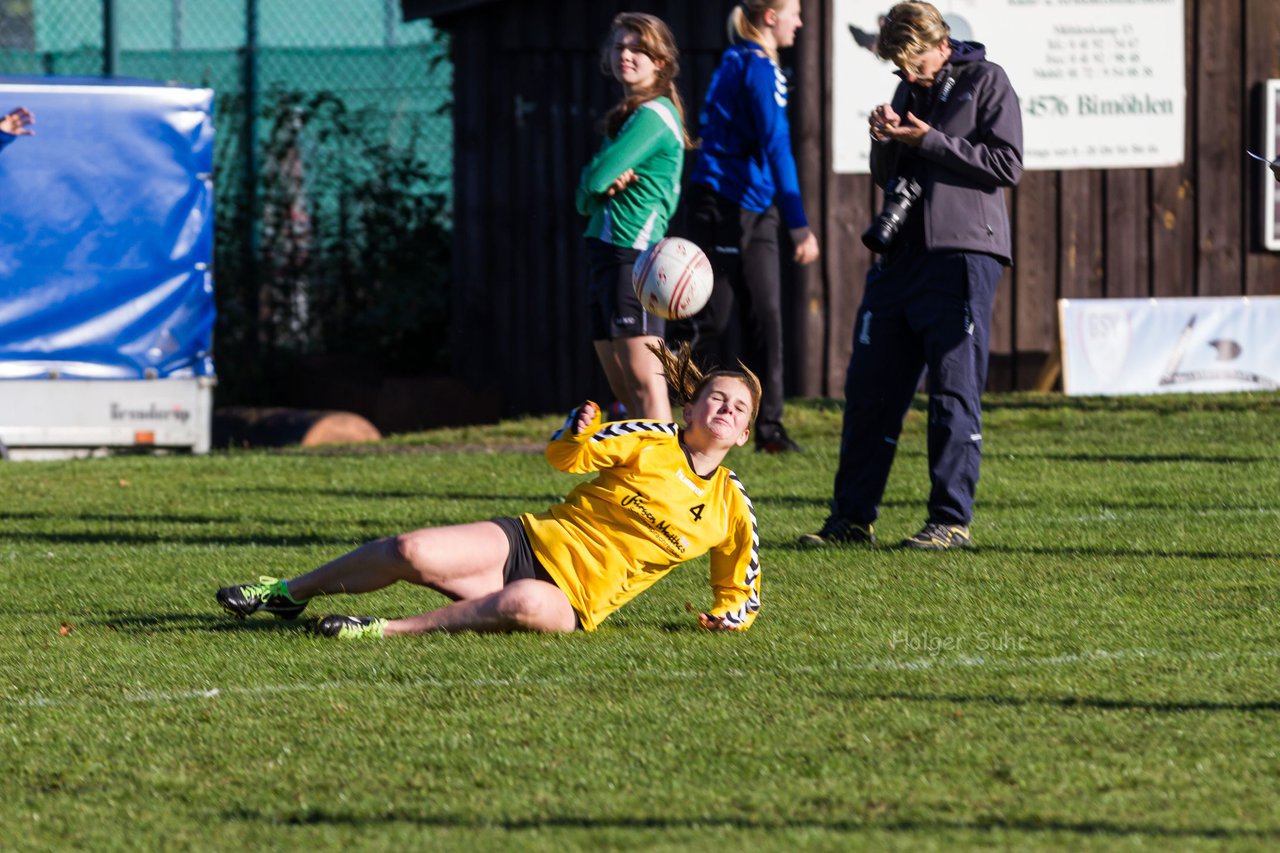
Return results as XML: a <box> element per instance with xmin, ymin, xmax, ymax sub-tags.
<box><xmin>910</xmin><ymin>71</ymin><xmax>951</xmax><ymax>122</ymax></box>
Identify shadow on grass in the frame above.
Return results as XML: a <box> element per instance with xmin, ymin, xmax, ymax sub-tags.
<box><xmin>222</xmin><ymin>807</ymin><xmax>1280</xmax><ymax>840</ymax></box>
<box><xmin>763</xmin><ymin>539</ymin><xmax>1279</xmax><ymax>560</ymax></box>
<box><xmin>752</xmin><ymin>494</ymin><xmax>1277</xmax><ymax>515</ymax></box>
<box><xmin>0</xmin><ymin>529</ymin><xmax>374</xmax><ymax>548</ymax></box>
<box><xmin>81</xmin><ymin>611</ymin><xmax>310</xmax><ymax>635</ymax></box>
<box><xmin>748</xmin><ymin>496</ymin><xmax>924</xmax><ymax>510</ymax></box>
<box><xmin>1005</xmin><ymin>451</ymin><xmax>1273</xmax><ymax>465</ymax></box>
<box><xmin>217</xmin><ymin>485</ymin><xmax>564</xmax><ymax>503</ymax></box>
<box><xmin>978</xmin><ymin>543</ymin><xmax>1280</xmax><ymax>562</ymax></box>
<box><xmin>853</xmin><ymin>690</ymin><xmax>1280</xmax><ymax>715</ymax></box>
<box><xmin>3</xmin><ymin>511</ymin><xmax>385</xmax><ymax>527</ymax></box>
<box><xmin>981</xmin><ymin>394</ymin><xmax>1280</xmax><ymax>414</ymax></box>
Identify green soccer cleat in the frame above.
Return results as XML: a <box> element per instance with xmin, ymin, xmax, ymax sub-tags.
<box><xmin>312</xmin><ymin>615</ymin><xmax>388</xmax><ymax>640</ymax></box>
<box><xmin>216</xmin><ymin>576</ymin><xmax>308</xmax><ymax>620</ymax></box>
<box><xmin>797</xmin><ymin>516</ymin><xmax>876</xmax><ymax>547</ymax></box>
<box><xmin>901</xmin><ymin>522</ymin><xmax>972</xmax><ymax>550</ymax></box>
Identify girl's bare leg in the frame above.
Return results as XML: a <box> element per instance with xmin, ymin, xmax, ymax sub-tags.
<box><xmin>593</xmin><ymin>339</ymin><xmax>634</xmax><ymax>415</ymax></box>
<box><xmin>285</xmin><ymin>520</ymin><xmax>510</xmax><ymax>603</ymax></box>
<box><xmin>289</xmin><ymin>522</ymin><xmax>580</xmax><ymax>634</ymax></box>
<box><xmin>619</xmin><ymin>335</ymin><xmax>672</xmax><ymax>421</ymax></box>
<box><xmin>385</xmin><ymin>579</ymin><xmax>578</xmax><ymax>635</ymax></box>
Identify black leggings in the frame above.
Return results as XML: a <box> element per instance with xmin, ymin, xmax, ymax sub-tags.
<box><xmin>680</xmin><ymin>184</ymin><xmax>785</xmax><ymax>431</ymax></box>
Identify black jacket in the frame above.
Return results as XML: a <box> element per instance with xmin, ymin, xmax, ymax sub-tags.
<box><xmin>870</xmin><ymin>41</ymin><xmax>1023</xmax><ymax>264</ymax></box>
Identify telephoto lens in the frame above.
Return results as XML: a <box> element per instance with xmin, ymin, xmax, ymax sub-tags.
<box><xmin>861</xmin><ymin>177</ymin><xmax>922</xmax><ymax>253</ymax></box>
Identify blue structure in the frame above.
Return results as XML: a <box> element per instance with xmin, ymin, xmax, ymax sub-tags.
<box><xmin>0</xmin><ymin>76</ymin><xmax>215</xmax><ymax>453</ymax></box>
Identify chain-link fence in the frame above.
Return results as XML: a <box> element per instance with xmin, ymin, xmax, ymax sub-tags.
<box><xmin>0</xmin><ymin>0</ymin><xmax>453</xmax><ymax>404</ymax></box>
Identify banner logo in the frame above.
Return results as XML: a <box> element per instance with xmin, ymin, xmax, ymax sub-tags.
<box><xmin>110</xmin><ymin>403</ymin><xmax>191</xmax><ymax>424</ymax></box>
<box><xmin>1079</xmin><ymin>304</ymin><xmax>1131</xmax><ymax>385</ymax></box>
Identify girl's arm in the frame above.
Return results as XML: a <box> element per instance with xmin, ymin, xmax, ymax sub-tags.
<box><xmin>703</xmin><ymin>475</ymin><xmax>761</xmax><ymax>631</ymax></box>
<box><xmin>575</xmin><ymin>101</ymin><xmax>680</xmax><ymax>212</ymax></box>
<box><xmin>744</xmin><ymin>55</ymin><xmax>808</xmax><ymax>231</ymax></box>
<box><xmin>546</xmin><ymin>402</ymin><xmax>658</xmax><ymax>474</ymax></box>
<box><xmin>915</xmin><ymin>65</ymin><xmax>1023</xmax><ymax>189</ymax></box>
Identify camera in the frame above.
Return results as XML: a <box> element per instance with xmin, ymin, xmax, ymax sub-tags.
<box><xmin>861</xmin><ymin>176</ymin><xmax>922</xmax><ymax>253</ymax></box>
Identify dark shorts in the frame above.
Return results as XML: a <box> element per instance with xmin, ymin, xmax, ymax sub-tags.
<box><xmin>586</xmin><ymin>237</ymin><xmax>665</xmax><ymax>341</ymax></box>
<box><xmin>491</xmin><ymin>516</ymin><xmax>582</xmax><ymax>630</ymax></box>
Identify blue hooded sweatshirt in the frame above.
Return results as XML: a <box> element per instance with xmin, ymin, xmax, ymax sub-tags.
<box><xmin>689</xmin><ymin>41</ymin><xmax>808</xmax><ymax>230</ymax></box>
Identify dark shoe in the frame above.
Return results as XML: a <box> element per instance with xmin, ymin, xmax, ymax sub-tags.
<box><xmin>798</xmin><ymin>516</ymin><xmax>876</xmax><ymax>547</ymax></box>
<box><xmin>756</xmin><ymin>424</ymin><xmax>802</xmax><ymax>454</ymax></box>
<box><xmin>216</xmin><ymin>576</ymin><xmax>308</xmax><ymax>620</ymax></box>
<box><xmin>902</xmin><ymin>522</ymin><xmax>972</xmax><ymax>550</ymax></box>
<box><xmin>312</xmin><ymin>614</ymin><xmax>388</xmax><ymax>640</ymax></box>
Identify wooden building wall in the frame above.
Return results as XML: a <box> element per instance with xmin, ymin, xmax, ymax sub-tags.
<box><xmin>435</xmin><ymin>0</ymin><xmax>1280</xmax><ymax>416</ymax></box>
<box><xmin>444</xmin><ymin>0</ymin><xmax>742</xmax><ymax>416</ymax></box>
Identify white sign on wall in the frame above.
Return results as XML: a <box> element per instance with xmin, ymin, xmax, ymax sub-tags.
<box><xmin>1059</xmin><ymin>297</ymin><xmax>1280</xmax><ymax>396</ymax></box>
<box><xmin>832</xmin><ymin>0</ymin><xmax>1186</xmax><ymax>174</ymax></box>
<box><xmin>1264</xmin><ymin>79</ymin><xmax>1280</xmax><ymax>252</ymax></box>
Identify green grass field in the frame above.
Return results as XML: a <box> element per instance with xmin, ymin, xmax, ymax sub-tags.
<box><xmin>3</xmin><ymin>393</ymin><xmax>1278</xmax><ymax>850</ymax></box>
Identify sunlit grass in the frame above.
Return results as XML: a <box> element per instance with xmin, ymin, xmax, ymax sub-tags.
<box><xmin>2</xmin><ymin>392</ymin><xmax>1278</xmax><ymax>849</ymax></box>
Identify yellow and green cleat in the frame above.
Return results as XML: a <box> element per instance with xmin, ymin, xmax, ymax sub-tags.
<box><xmin>312</xmin><ymin>615</ymin><xmax>388</xmax><ymax>640</ymax></box>
<box><xmin>216</xmin><ymin>576</ymin><xmax>308</xmax><ymax>620</ymax></box>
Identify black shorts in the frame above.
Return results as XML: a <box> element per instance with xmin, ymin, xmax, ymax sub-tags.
<box><xmin>586</xmin><ymin>237</ymin><xmax>665</xmax><ymax>341</ymax></box>
<box><xmin>491</xmin><ymin>516</ymin><xmax>582</xmax><ymax>630</ymax></box>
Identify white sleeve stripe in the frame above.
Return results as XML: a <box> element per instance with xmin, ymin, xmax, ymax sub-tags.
<box><xmin>590</xmin><ymin>421</ymin><xmax>678</xmax><ymax>442</ymax></box>
<box><xmin>640</xmin><ymin>100</ymin><xmax>683</xmax><ymax>146</ymax></box>
<box><xmin>723</xmin><ymin>470</ymin><xmax>761</xmax><ymax>621</ymax></box>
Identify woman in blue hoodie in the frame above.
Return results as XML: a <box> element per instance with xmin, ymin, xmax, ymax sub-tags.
<box><xmin>682</xmin><ymin>0</ymin><xmax>818</xmax><ymax>454</ymax></box>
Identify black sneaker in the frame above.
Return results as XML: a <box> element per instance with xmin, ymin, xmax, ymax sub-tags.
<box><xmin>312</xmin><ymin>614</ymin><xmax>388</xmax><ymax>640</ymax></box>
<box><xmin>902</xmin><ymin>522</ymin><xmax>972</xmax><ymax>550</ymax></box>
<box><xmin>216</xmin><ymin>576</ymin><xmax>308</xmax><ymax>620</ymax></box>
<box><xmin>797</xmin><ymin>516</ymin><xmax>876</xmax><ymax>547</ymax></box>
<box><xmin>756</xmin><ymin>424</ymin><xmax>802</xmax><ymax>454</ymax></box>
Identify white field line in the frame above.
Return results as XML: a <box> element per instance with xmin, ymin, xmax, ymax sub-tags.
<box><xmin>7</xmin><ymin>647</ymin><xmax>1279</xmax><ymax>709</ymax></box>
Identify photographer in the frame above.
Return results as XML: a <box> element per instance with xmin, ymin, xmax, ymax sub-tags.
<box><xmin>800</xmin><ymin>2</ymin><xmax>1022</xmax><ymax>550</ymax></box>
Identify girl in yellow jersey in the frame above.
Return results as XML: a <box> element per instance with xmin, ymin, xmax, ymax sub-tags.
<box><xmin>215</xmin><ymin>345</ymin><xmax>764</xmax><ymax>638</ymax></box>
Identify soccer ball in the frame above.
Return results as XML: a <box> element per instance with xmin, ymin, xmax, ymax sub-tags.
<box><xmin>631</xmin><ymin>237</ymin><xmax>713</xmax><ymax>320</ymax></box>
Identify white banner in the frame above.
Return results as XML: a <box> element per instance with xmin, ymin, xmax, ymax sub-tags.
<box><xmin>1264</xmin><ymin>80</ymin><xmax>1280</xmax><ymax>252</ymax></box>
<box><xmin>832</xmin><ymin>0</ymin><xmax>1185</xmax><ymax>174</ymax></box>
<box><xmin>1059</xmin><ymin>297</ymin><xmax>1280</xmax><ymax>396</ymax></box>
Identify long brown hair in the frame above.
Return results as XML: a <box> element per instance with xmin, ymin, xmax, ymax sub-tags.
<box><xmin>599</xmin><ymin>13</ymin><xmax>692</xmax><ymax>147</ymax></box>
<box><xmin>647</xmin><ymin>341</ymin><xmax>762</xmax><ymax>427</ymax></box>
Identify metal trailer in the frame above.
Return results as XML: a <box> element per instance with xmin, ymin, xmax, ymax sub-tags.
<box><xmin>0</xmin><ymin>77</ymin><xmax>216</xmax><ymax>458</ymax></box>
<box><xmin>0</xmin><ymin>378</ymin><xmax>215</xmax><ymax>458</ymax></box>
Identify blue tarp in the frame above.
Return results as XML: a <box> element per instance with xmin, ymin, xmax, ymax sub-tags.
<box><xmin>0</xmin><ymin>76</ymin><xmax>215</xmax><ymax>380</ymax></box>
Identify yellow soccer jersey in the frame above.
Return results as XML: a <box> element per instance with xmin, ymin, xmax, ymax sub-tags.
<box><xmin>521</xmin><ymin>412</ymin><xmax>761</xmax><ymax>632</ymax></box>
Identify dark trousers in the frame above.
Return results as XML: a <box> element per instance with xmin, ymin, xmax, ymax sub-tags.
<box><xmin>681</xmin><ymin>185</ymin><xmax>786</xmax><ymax>434</ymax></box>
<box><xmin>831</xmin><ymin>251</ymin><xmax>1001</xmax><ymax>526</ymax></box>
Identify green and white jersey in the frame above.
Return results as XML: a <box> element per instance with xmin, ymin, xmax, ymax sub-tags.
<box><xmin>576</xmin><ymin>96</ymin><xmax>684</xmax><ymax>250</ymax></box>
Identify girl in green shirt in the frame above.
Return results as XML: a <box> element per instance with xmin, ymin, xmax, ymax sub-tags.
<box><xmin>576</xmin><ymin>13</ymin><xmax>690</xmax><ymax>421</ymax></box>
